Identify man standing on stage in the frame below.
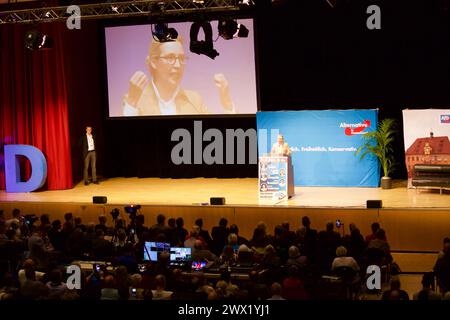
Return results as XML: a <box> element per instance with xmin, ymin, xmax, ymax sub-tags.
<box><xmin>81</xmin><ymin>126</ymin><xmax>98</xmax><ymax>185</ymax></box>
<box><xmin>271</xmin><ymin>134</ymin><xmax>291</xmax><ymax>156</ymax></box>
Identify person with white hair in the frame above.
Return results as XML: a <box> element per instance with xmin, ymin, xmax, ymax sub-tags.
<box><xmin>331</xmin><ymin>246</ymin><xmax>360</xmax><ymax>272</ymax></box>
<box><xmin>286</xmin><ymin>245</ymin><xmax>309</xmax><ymax>269</ymax></box>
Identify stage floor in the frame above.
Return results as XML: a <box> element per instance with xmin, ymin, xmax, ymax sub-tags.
<box><xmin>0</xmin><ymin>177</ymin><xmax>449</xmax><ymax>209</ymax></box>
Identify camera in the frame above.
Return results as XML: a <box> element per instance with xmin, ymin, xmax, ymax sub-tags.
<box><xmin>124</xmin><ymin>205</ymin><xmax>141</xmax><ymax>215</ymax></box>
<box><xmin>335</xmin><ymin>219</ymin><xmax>342</xmax><ymax>228</ymax></box>
<box><xmin>138</xmin><ymin>264</ymin><xmax>147</xmax><ymax>272</ymax></box>
<box><xmin>93</xmin><ymin>263</ymin><xmax>101</xmax><ymax>272</ymax></box>
<box><xmin>24</xmin><ymin>214</ymin><xmax>38</xmax><ymax>226</ymax></box>
<box><xmin>124</xmin><ymin>205</ymin><xmax>141</xmax><ymax>220</ymax></box>
<box><xmin>110</xmin><ymin>208</ymin><xmax>120</xmax><ymax>220</ymax></box>
<box><xmin>131</xmin><ymin>288</ymin><xmax>137</xmax><ymax>297</ymax></box>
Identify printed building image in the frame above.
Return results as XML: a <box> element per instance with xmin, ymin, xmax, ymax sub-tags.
<box><xmin>405</xmin><ymin>132</ymin><xmax>450</xmax><ymax>177</ymax></box>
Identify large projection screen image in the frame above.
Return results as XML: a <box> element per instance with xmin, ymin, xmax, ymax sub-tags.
<box><xmin>105</xmin><ymin>19</ymin><xmax>257</xmax><ymax>117</ymax></box>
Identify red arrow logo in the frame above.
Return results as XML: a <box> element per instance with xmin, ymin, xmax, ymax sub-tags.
<box><xmin>344</xmin><ymin>120</ymin><xmax>371</xmax><ymax>136</ymax></box>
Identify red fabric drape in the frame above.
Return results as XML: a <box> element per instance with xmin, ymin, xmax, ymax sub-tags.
<box><xmin>0</xmin><ymin>23</ymin><xmax>73</xmax><ymax>190</ymax></box>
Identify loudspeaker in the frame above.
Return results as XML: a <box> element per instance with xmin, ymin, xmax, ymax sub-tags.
<box><xmin>366</xmin><ymin>200</ymin><xmax>382</xmax><ymax>209</ymax></box>
<box><xmin>93</xmin><ymin>196</ymin><xmax>107</xmax><ymax>204</ymax></box>
<box><xmin>210</xmin><ymin>197</ymin><xmax>225</xmax><ymax>205</ymax></box>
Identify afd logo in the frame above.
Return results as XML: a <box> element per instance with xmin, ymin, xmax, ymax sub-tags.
<box><xmin>440</xmin><ymin>115</ymin><xmax>450</xmax><ymax>124</ymax></box>
<box><xmin>340</xmin><ymin>120</ymin><xmax>371</xmax><ymax>136</ymax></box>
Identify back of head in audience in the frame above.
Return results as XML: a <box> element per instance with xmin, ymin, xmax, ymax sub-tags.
<box><xmin>371</xmin><ymin>222</ymin><xmax>380</xmax><ymax>234</ymax></box>
<box><xmin>157</xmin><ymin>214</ymin><xmax>166</xmax><ymax>225</ymax></box>
<box><xmin>336</xmin><ymin>246</ymin><xmax>347</xmax><ymax>257</ymax></box>
<box><xmin>219</xmin><ymin>218</ymin><xmax>228</xmax><ymax>227</ymax></box>
<box><xmin>271</xmin><ymin>282</ymin><xmax>282</xmax><ymax>296</ymax></box>
<box><xmin>302</xmin><ymin>216</ymin><xmax>311</xmax><ymax>228</ymax></box>
<box><xmin>176</xmin><ymin>217</ymin><xmax>184</xmax><ymax>228</ymax></box>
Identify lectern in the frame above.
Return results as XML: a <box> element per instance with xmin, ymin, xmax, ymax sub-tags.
<box><xmin>258</xmin><ymin>155</ymin><xmax>295</xmax><ymax>202</ymax></box>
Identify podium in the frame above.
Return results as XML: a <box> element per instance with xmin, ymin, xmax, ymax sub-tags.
<box><xmin>258</xmin><ymin>155</ymin><xmax>295</xmax><ymax>202</ymax></box>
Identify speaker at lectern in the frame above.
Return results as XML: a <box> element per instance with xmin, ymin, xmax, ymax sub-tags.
<box><xmin>258</xmin><ymin>154</ymin><xmax>295</xmax><ymax>202</ymax></box>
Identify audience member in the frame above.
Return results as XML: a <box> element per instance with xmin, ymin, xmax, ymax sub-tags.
<box><xmin>331</xmin><ymin>246</ymin><xmax>360</xmax><ymax>272</ymax></box>
<box><xmin>152</xmin><ymin>274</ymin><xmax>173</xmax><ymax>300</ymax></box>
<box><xmin>101</xmin><ymin>275</ymin><xmax>120</xmax><ymax>300</ymax></box>
<box><xmin>381</xmin><ymin>277</ymin><xmax>409</xmax><ymax>300</ymax></box>
<box><xmin>211</xmin><ymin>218</ymin><xmax>230</xmax><ymax>255</ymax></box>
<box><xmin>433</xmin><ymin>242</ymin><xmax>450</xmax><ymax>293</ymax></box>
<box><xmin>267</xmin><ymin>282</ymin><xmax>285</xmax><ymax>300</ymax></box>
<box><xmin>413</xmin><ymin>273</ymin><xmax>441</xmax><ymax>300</ymax></box>
<box><xmin>282</xmin><ymin>266</ymin><xmax>308</xmax><ymax>300</ymax></box>
<box><xmin>192</xmin><ymin>240</ymin><xmax>217</xmax><ymax>262</ymax></box>
<box><xmin>195</xmin><ymin>218</ymin><xmax>212</xmax><ymax>245</ymax></box>
<box><xmin>365</xmin><ymin>222</ymin><xmax>387</xmax><ymax>243</ymax></box>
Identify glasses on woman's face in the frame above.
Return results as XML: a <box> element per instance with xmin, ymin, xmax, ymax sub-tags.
<box><xmin>156</xmin><ymin>54</ymin><xmax>188</xmax><ymax>65</ymax></box>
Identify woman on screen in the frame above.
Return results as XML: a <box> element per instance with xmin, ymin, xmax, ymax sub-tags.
<box><xmin>122</xmin><ymin>37</ymin><xmax>236</xmax><ymax>116</ymax></box>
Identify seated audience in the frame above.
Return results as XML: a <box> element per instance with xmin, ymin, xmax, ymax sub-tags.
<box><xmin>433</xmin><ymin>242</ymin><xmax>450</xmax><ymax>293</ymax></box>
<box><xmin>95</xmin><ymin>214</ymin><xmax>108</xmax><ymax>234</ymax></box>
<box><xmin>413</xmin><ymin>273</ymin><xmax>441</xmax><ymax>300</ymax></box>
<box><xmin>101</xmin><ymin>275</ymin><xmax>120</xmax><ymax>300</ymax></box>
<box><xmin>267</xmin><ymin>282</ymin><xmax>285</xmax><ymax>300</ymax></box>
<box><xmin>331</xmin><ymin>246</ymin><xmax>360</xmax><ymax>272</ymax></box>
<box><xmin>286</xmin><ymin>245</ymin><xmax>309</xmax><ymax>269</ymax></box>
<box><xmin>152</xmin><ymin>274</ymin><xmax>173</xmax><ymax>300</ymax></box>
<box><xmin>381</xmin><ymin>277</ymin><xmax>409</xmax><ymax>300</ymax></box>
<box><xmin>365</xmin><ymin>222</ymin><xmax>387</xmax><ymax>243</ymax></box>
<box><xmin>46</xmin><ymin>269</ymin><xmax>68</xmax><ymax>300</ymax></box>
<box><xmin>282</xmin><ymin>266</ymin><xmax>308</xmax><ymax>300</ymax></box>
<box><xmin>229</xmin><ymin>224</ymin><xmax>249</xmax><ymax>246</ymax></box>
<box><xmin>367</xmin><ymin>229</ymin><xmax>392</xmax><ymax>262</ymax></box>
<box><xmin>195</xmin><ymin>218</ymin><xmax>212</xmax><ymax>246</ymax></box>
<box><xmin>211</xmin><ymin>218</ymin><xmax>230</xmax><ymax>255</ymax></box>
<box><xmin>175</xmin><ymin>217</ymin><xmax>188</xmax><ymax>246</ymax></box>
<box><xmin>192</xmin><ymin>240</ymin><xmax>217</xmax><ymax>262</ymax></box>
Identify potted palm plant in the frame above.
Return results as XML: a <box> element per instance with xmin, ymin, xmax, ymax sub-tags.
<box><xmin>355</xmin><ymin>118</ymin><xmax>397</xmax><ymax>189</ymax></box>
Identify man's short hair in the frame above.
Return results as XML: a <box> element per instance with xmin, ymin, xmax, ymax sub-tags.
<box><xmin>371</xmin><ymin>222</ymin><xmax>381</xmax><ymax>233</ymax></box>
<box><xmin>376</xmin><ymin>228</ymin><xmax>386</xmax><ymax>240</ymax></box>
<box><xmin>219</xmin><ymin>218</ymin><xmax>228</xmax><ymax>227</ymax></box>
<box><xmin>12</xmin><ymin>208</ymin><xmax>21</xmax><ymax>217</ymax></box>
<box><xmin>302</xmin><ymin>216</ymin><xmax>311</xmax><ymax>227</ymax></box>
<box><xmin>195</xmin><ymin>218</ymin><xmax>203</xmax><ymax>228</ymax></box>
<box><xmin>422</xmin><ymin>272</ymin><xmax>434</xmax><ymax>288</ymax></box>
<box><xmin>229</xmin><ymin>224</ymin><xmax>239</xmax><ymax>234</ymax></box>
<box><xmin>157</xmin><ymin>214</ymin><xmax>166</xmax><ymax>225</ymax></box>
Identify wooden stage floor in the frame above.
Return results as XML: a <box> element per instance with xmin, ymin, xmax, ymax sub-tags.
<box><xmin>1</xmin><ymin>177</ymin><xmax>449</xmax><ymax>208</ymax></box>
<box><xmin>1</xmin><ymin>178</ymin><xmax>450</xmax><ymax>252</ymax></box>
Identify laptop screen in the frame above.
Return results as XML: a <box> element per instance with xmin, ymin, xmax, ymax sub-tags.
<box><xmin>192</xmin><ymin>261</ymin><xmax>207</xmax><ymax>272</ymax></box>
<box><xmin>169</xmin><ymin>247</ymin><xmax>192</xmax><ymax>263</ymax></box>
<box><xmin>143</xmin><ymin>242</ymin><xmax>170</xmax><ymax>262</ymax></box>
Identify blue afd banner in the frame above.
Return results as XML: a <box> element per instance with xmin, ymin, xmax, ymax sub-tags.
<box><xmin>256</xmin><ymin>109</ymin><xmax>380</xmax><ymax>187</ymax></box>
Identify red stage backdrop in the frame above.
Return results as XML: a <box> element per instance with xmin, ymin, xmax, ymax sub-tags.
<box><xmin>0</xmin><ymin>23</ymin><xmax>72</xmax><ymax>190</ymax></box>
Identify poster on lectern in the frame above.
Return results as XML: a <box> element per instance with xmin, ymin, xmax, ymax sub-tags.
<box><xmin>259</xmin><ymin>156</ymin><xmax>288</xmax><ymax>203</ymax></box>
<box><xmin>403</xmin><ymin>109</ymin><xmax>450</xmax><ymax>187</ymax></box>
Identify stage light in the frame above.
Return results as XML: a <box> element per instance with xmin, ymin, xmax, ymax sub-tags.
<box><xmin>189</xmin><ymin>21</ymin><xmax>219</xmax><ymax>60</ymax></box>
<box><xmin>326</xmin><ymin>0</ymin><xmax>338</xmax><ymax>8</ymax></box>
<box><xmin>152</xmin><ymin>23</ymin><xmax>178</xmax><ymax>42</ymax></box>
<box><xmin>218</xmin><ymin>19</ymin><xmax>249</xmax><ymax>40</ymax></box>
<box><xmin>239</xmin><ymin>0</ymin><xmax>255</xmax><ymax>5</ymax></box>
<box><xmin>24</xmin><ymin>30</ymin><xmax>54</xmax><ymax>51</ymax></box>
